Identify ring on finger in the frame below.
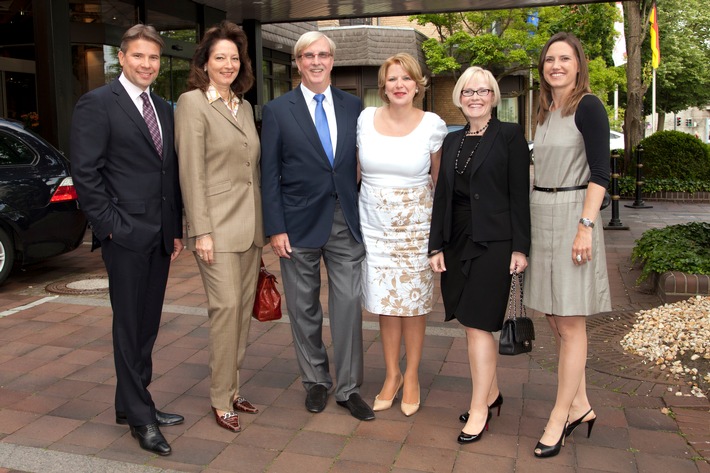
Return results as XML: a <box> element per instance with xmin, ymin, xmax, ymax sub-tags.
<box><xmin>575</xmin><ymin>254</ymin><xmax>582</xmax><ymax>262</ymax></box>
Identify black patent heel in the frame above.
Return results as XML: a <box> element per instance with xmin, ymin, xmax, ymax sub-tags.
<box><xmin>534</xmin><ymin>422</ymin><xmax>567</xmax><ymax>458</ymax></box>
<box><xmin>565</xmin><ymin>408</ymin><xmax>597</xmax><ymax>438</ymax></box>
<box><xmin>459</xmin><ymin>392</ymin><xmax>504</xmax><ymax>422</ymax></box>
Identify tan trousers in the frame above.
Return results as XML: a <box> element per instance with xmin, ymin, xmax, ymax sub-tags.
<box><xmin>196</xmin><ymin>245</ymin><xmax>261</xmax><ymax>412</ymax></box>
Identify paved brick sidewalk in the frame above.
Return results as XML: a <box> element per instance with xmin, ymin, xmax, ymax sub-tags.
<box><xmin>0</xmin><ymin>201</ymin><xmax>708</xmax><ymax>473</ymax></box>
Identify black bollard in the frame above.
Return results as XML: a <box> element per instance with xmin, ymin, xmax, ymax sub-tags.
<box><xmin>625</xmin><ymin>144</ymin><xmax>653</xmax><ymax>209</ymax></box>
<box><xmin>605</xmin><ymin>149</ymin><xmax>628</xmax><ymax>230</ymax></box>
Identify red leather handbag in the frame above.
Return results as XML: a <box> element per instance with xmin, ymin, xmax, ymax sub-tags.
<box><xmin>252</xmin><ymin>258</ymin><xmax>282</xmax><ymax>322</ymax></box>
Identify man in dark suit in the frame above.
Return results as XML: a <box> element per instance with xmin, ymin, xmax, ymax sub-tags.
<box><xmin>71</xmin><ymin>24</ymin><xmax>184</xmax><ymax>456</ymax></box>
<box><xmin>260</xmin><ymin>31</ymin><xmax>374</xmax><ymax>421</ymax></box>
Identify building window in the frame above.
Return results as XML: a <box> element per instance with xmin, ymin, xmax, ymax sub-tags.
<box><xmin>263</xmin><ymin>49</ymin><xmax>292</xmax><ymax>103</ymax></box>
<box><xmin>498</xmin><ymin>97</ymin><xmax>519</xmax><ymax>123</ymax></box>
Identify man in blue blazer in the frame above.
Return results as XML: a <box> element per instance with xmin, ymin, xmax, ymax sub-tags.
<box><xmin>71</xmin><ymin>25</ymin><xmax>184</xmax><ymax>455</ymax></box>
<box><xmin>261</xmin><ymin>31</ymin><xmax>374</xmax><ymax>421</ymax></box>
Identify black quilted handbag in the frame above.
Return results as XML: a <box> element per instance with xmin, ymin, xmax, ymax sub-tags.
<box><xmin>499</xmin><ymin>271</ymin><xmax>535</xmax><ymax>356</ymax></box>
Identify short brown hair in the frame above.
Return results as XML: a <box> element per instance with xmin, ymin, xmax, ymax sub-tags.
<box><xmin>537</xmin><ymin>32</ymin><xmax>591</xmax><ymax>125</ymax></box>
<box><xmin>120</xmin><ymin>24</ymin><xmax>165</xmax><ymax>53</ymax></box>
<box><xmin>377</xmin><ymin>53</ymin><xmax>427</xmax><ymax>104</ymax></box>
<box><xmin>187</xmin><ymin>21</ymin><xmax>255</xmax><ymax>96</ymax></box>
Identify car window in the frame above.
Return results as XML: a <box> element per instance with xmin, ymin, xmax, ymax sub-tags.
<box><xmin>0</xmin><ymin>131</ymin><xmax>37</xmax><ymax>166</ymax></box>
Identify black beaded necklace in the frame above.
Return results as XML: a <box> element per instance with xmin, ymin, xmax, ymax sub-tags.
<box><xmin>454</xmin><ymin>119</ymin><xmax>490</xmax><ymax>175</ymax></box>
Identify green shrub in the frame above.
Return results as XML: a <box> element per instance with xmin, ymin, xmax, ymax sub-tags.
<box><xmin>616</xmin><ymin>177</ymin><xmax>710</xmax><ymax>195</ymax></box>
<box><xmin>639</xmin><ymin>131</ymin><xmax>710</xmax><ymax>180</ymax></box>
<box><xmin>631</xmin><ymin>222</ymin><xmax>710</xmax><ymax>283</ymax></box>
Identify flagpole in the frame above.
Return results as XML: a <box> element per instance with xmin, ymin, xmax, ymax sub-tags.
<box><xmin>652</xmin><ymin>68</ymin><xmax>656</xmax><ymax>134</ymax></box>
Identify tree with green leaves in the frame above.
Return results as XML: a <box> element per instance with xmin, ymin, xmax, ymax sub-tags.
<box><xmin>410</xmin><ymin>5</ymin><xmax>625</xmax><ymax>123</ymax></box>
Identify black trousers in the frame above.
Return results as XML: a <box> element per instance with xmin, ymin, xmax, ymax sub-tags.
<box><xmin>102</xmin><ymin>237</ymin><xmax>170</xmax><ymax>426</ymax></box>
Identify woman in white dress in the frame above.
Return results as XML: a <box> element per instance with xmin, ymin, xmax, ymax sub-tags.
<box><xmin>358</xmin><ymin>53</ymin><xmax>447</xmax><ymax>416</ymax></box>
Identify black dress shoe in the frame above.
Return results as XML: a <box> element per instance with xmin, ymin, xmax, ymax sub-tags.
<box><xmin>130</xmin><ymin>423</ymin><xmax>171</xmax><ymax>456</ymax></box>
<box><xmin>336</xmin><ymin>393</ymin><xmax>375</xmax><ymax>421</ymax></box>
<box><xmin>305</xmin><ymin>384</ymin><xmax>328</xmax><ymax>413</ymax></box>
<box><xmin>116</xmin><ymin>410</ymin><xmax>184</xmax><ymax>426</ymax></box>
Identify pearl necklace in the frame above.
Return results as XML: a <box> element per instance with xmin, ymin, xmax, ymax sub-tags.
<box><xmin>455</xmin><ymin>120</ymin><xmax>490</xmax><ymax>175</ymax></box>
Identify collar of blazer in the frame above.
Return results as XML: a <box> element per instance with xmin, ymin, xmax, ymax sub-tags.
<box><xmin>205</xmin><ymin>86</ymin><xmax>245</xmax><ymax>131</ymax></box>
<box><xmin>289</xmin><ymin>86</ymin><xmax>343</xmax><ymax>168</ymax></box>
<box><xmin>445</xmin><ymin>117</ymin><xmax>501</xmax><ymax>183</ymax></box>
<box><xmin>110</xmin><ymin>79</ymin><xmax>167</xmax><ymax>158</ymax></box>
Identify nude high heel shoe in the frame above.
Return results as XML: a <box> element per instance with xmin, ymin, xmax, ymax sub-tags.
<box><xmin>400</xmin><ymin>383</ymin><xmax>420</xmax><ymax>416</ymax></box>
<box><xmin>373</xmin><ymin>374</ymin><xmax>403</xmax><ymax>412</ymax></box>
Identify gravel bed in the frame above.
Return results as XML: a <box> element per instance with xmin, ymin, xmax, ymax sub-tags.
<box><xmin>620</xmin><ymin>295</ymin><xmax>710</xmax><ymax>397</ymax></box>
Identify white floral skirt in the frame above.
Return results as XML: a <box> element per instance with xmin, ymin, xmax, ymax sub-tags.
<box><xmin>359</xmin><ymin>182</ymin><xmax>434</xmax><ymax>316</ymax></box>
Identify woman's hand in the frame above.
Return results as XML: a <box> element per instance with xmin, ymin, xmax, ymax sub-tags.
<box><xmin>572</xmin><ymin>227</ymin><xmax>593</xmax><ymax>265</ymax></box>
<box><xmin>429</xmin><ymin>252</ymin><xmax>446</xmax><ymax>273</ymax></box>
<box><xmin>196</xmin><ymin>234</ymin><xmax>215</xmax><ymax>264</ymax></box>
<box><xmin>510</xmin><ymin>251</ymin><xmax>528</xmax><ymax>274</ymax></box>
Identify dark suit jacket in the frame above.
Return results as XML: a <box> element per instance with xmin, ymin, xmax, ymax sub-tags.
<box><xmin>429</xmin><ymin>118</ymin><xmax>531</xmax><ymax>255</ymax></box>
<box><xmin>260</xmin><ymin>86</ymin><xmax>362</xmax><ymax>248</ymax></box>
<box><xmin>70</xmin><ymin>79</ymin><xmax>182</xmax><ymax>253</ymax></box>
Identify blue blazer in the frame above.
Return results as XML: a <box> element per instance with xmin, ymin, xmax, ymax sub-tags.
<box><xmin>260</xmin><ymin>86</ymin><xmax>362</xmax><ymax>248</ymax></box>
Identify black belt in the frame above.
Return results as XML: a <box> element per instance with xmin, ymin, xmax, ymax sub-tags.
<box><xmin>533</xmin><ymin>184</ymin><xmax>588</xmax><ymax>193</ymax></box>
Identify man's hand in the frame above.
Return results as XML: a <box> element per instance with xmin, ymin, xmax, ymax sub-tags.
<box><xmin>270</xmin><ymin>233</ymin><xmax>292</xmax><ymax>259</ymax></box>
<box><xmin>171</xmin><ymin>238</ymin><xmax>184</xmax><ymax>262</ymax></box>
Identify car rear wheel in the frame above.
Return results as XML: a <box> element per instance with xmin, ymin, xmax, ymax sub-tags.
<box><xmin>0</xmin><ymin>227</ymin><xmax>15</xmax><ymax>285</ymax></box>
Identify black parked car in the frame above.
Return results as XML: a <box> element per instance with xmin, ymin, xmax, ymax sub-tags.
<box><xmin>0</xmin><ymin>118</ymin><xmax>87</xmax><ymax>284</ymax></box>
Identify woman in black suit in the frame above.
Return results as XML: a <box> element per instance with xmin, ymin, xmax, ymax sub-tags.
<box><xmin>429</xmin><ymin>66</ymin><xmax>530</xmax><ymax>444</ymax></box>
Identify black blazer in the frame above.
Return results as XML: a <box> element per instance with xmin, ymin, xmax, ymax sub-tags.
<box><xmin>260</xmin><ymin>86</ymin><xmax>362</xmax><ymax>248</ymax></box>
<box><xmin>429</xmin><ymin>118</ymin><xmax>530</xmax><ymax>255</ymax></box>
<box><xmin>70</xmin><ymin>79</ymin><xmax>182</xmax><ymax>254</ymax></box>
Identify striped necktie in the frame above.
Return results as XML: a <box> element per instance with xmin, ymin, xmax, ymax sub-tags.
<box><xmin>140</xmin><ymin>92</ymin><xmax>163</xmax><ymax>157</ymax></box>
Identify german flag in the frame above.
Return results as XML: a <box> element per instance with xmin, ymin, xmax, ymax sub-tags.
<box><xmin>650</xmin><ymin>2</ymin><xmax>660</xmax><ymax>69</ymax></box>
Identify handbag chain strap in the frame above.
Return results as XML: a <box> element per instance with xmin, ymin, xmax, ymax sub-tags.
<box><xmin>506</xmin><ymin>271</ymin><xmax>526</xmax><ymax>320</ymax></box>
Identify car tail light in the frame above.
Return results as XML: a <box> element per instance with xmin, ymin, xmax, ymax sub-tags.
<box><xmin>50</xmin><ymin>177</ymin><xmax>79</xmax><ymax>202</ymax></box>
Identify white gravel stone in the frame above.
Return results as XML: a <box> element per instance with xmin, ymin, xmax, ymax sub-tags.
<box><xmin>620</xmin><ymin>295</ymin><xmax>709</xmax><ymax>398</ymax></box>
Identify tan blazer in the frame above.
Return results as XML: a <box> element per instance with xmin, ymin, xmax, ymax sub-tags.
<box><xmin>175</xmin><ymin>88</ymin><xmax>266</xmax><ymax>252</ymax></box>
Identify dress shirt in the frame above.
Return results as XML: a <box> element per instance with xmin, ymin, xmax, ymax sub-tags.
<box><xmin>118</xmin><ymin>73</ymin><xmax>163</xmax><ymax>140</ymax></box>
<box><xmin>300</xmin><ymin>84</ymin><xmax>338</xmax><ymax>157</ymax></box>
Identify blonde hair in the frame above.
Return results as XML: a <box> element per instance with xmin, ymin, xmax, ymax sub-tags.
<box><xmin>294</xmin><ymin>31</ymin><xmax>336</xmax><ymax>58</ymax></box>
<box><xmin>377</xmin><ymin>53</ymin><xmax>427</xmax><ymax>104</ymax></box>
<box><xmin>451</xmin><ymin>66</ymin><xmax>500</xmax><ymax>108</ymax></box>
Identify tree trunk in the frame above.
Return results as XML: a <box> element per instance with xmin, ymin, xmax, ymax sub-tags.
<box><xmin>623</xmin><ymin>1</ymin><xmax>649</xmax><ymax>171</ymax></box>
<box><xmin>657</xmin><ymin>111</ymin><xmax>666</xmax><ymax>131</ymax></box>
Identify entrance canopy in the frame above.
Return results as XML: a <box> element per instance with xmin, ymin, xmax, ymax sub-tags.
<box><xmin>199</xmin><ymin>0</ymin><xmax>615</xmax><ymax>24</ymax></box>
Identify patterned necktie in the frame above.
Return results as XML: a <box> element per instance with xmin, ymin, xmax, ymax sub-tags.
<box><xmin>140</xmin><ymin>92</ymin><xmax>163</xmax><ymax>157</ymax></box>
<box><xmin>314</xmin><ymin>94</ymin><xmax>334</xmax><ymax>166</ymax></box>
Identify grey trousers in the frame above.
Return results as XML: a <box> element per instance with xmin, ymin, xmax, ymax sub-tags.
<box><xmin>279</xmin><ymin>205</ymin><xmax>365</xmax><ymax>402</ymax></box>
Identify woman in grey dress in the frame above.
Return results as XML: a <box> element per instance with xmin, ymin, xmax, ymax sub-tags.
<box><xmin>525</xmin><ymin>32</ymin><xmax>611</xmax><ymax>458</ymax></box>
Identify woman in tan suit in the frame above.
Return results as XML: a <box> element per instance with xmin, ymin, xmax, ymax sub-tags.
<box><xmin>175</xmin><ymin>21</ymin><xmax>266</xmax><ymax>433</ymax></box>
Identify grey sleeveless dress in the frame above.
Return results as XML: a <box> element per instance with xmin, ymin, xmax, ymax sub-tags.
<box><xmin>523</xmin><ymin>108</ymin><xmax>611</xmax><ymax>316</ymax></box>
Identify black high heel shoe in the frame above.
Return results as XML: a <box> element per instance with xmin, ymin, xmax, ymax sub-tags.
<box><xmin>457</xmin><ymin>411</ymin><xmax>492</xmax><ymax>444</ymax></box>
<box><xmin>459</xmin><ymin>393</ymin><xmax>503</xmax><ymax>422</ymax></box>
<box><xmin>565</xmin><ymin>408</ymin><xmax>596</xmax><ymax>438</ymax></box>
<box><xmin>534</xmin><ymin>422</ymin><xmax>568</xmax><ymax>458</ymax></box>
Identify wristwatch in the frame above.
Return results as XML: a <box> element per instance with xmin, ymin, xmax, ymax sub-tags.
<box><xmin>579</xmin><ymin>217</ymin><xmax>595</xmax><ymax>228</ymax></box>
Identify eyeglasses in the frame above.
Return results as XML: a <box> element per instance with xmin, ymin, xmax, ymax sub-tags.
<box><xmin>461</xmin><ymin>88</ymin><xmax>492</xmax><ymax>97</ymax></box>
<box><xmin>298</xmin><ymin>52</ymin><xmax>333</xmax><ymax>61</ymax></box>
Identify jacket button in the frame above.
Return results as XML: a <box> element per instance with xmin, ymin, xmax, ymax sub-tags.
<box><xmin>246</xmin><ymin>162</ymin><xmax>250</xmax><ymax>166</ymax></box>
<box><xmin>474</xmin><ymin>194</ymin><xmax>480</xmax><ymax>200</ymax></box>
<box><xmin>243</xmin><ymin>142</ymin><xmax>248</xmax><ymax>147</ymax></box>
<box><xmin>247</xmin><ymin>181</ymin><xmax>252</xmax><ymax>186</ymax></box>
